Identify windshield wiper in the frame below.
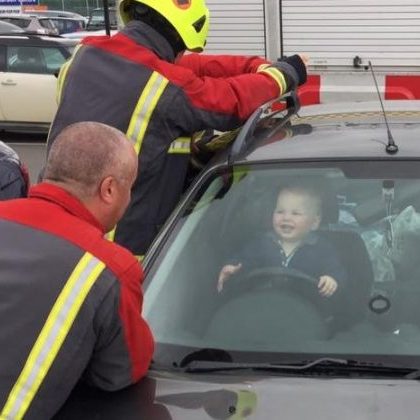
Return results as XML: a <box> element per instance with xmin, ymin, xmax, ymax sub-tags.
<box><xmin>182</xmin><ymin>357</ymin><xmax>348</xmax><ymax>373</ymax></box>
<box><xmin>181</xmin><ymin>357</ymin><xmax>419</xmax><ymax>378</ymax></box>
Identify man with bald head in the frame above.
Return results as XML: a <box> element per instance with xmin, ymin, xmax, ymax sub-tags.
<box><xmin>0</xmin><ymin>122</ymin><xmax>154</xmax><ymax>420</ymax></box>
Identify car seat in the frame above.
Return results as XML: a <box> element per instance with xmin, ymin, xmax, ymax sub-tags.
<box><xmin>10</xmin><ymin>47</ymin><xmax>46</xmax><ymax>74</ymax></box>
<box><xmin>318</xmin><ymin>229</ymin><xmax>374</xmax><ymax>329</ymax></box>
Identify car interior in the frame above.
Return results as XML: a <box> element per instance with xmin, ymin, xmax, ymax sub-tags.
<box><xmin>8</xmin><ymin>47</ymin><xmax>47</xmax><ymax>74</ymax></box>
<box><xmin>145</xmin><ymin>163</ymin><xmax>420</xmax><ymax>356</ymax></box>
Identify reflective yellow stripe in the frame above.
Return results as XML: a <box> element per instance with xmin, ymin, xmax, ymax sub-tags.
<box><xmin>168</xmin><ymin>137</ymin><xmax>191</xmax><ymax>154</ymax></box>
<box><xmin>127</xmin><ymin>71</ymin><xmax>169</xmax><ymax>155</ymax></box>
<box><xmin>105</xmin><ymin>228</ymin><xmax>116</xmax><ymax>242</ymax></box>
<box><xmin>56</xmin><ymin>61</ymin><xmax>70</xmax><ymax>103</ymax></box>
<box><xmin>1</xmin><ymin>253</ymin><xmax>105</xmax><ymax>420</ymax></box>
<box><xmin>56</xmin><ymin>44</ymin><xmax>82</xmax><ymax>104</ymax></box>
<box><xmin>109</xmin><ymin>72</ymin><xmax>168</xmax><ymax>244</ymax></box>
<box><xmin>257</xmin><ymin>63</ymin><xmax>270</xmax><ymax>72</ymax></box>
<box><xmin>259</xmin><ymin>67</ymin><xmax>287</xmax><ymax>95</ymax></box>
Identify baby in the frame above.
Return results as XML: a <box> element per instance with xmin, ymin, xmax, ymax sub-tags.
<box><xmin>217</xmin><ymin>184</ymin><xmax>346</xmax><ymax>297</ymax></box>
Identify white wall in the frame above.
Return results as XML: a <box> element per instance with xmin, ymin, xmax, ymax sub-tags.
<box><xmin>205</xmin><ymin>0</ymin><xmax>266</xmax><ymax>56</ymax></box>
<box><xmin>281</xmin><ymin>0</ymin><xmax>420</xmax><ymax>70</ymax></box>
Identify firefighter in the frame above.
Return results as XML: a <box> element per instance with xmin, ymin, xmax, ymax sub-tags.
<box><xmin>0</xmin><ymin>122</ymin><xmax>153</xmax><ymax>420</ymax></box>
<box><xmin>0</xmin><ymin>141</ymin><xmax>29</xmax><ymax>200</ymax></box>
<box><xmin>46</xmin><ymin>0</ymin><xmax>308</xmax><ymax>258</ymax></box>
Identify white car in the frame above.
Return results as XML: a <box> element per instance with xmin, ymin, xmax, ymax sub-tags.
<box><xmin>62</xmin><ymin>29</ymin><xmax>118</xmax><ymax>41</ymax></box>
<box><xmin>0</xmin><ymin>34</ymin><xmax>76</xmax><ymax>132</ymax></box>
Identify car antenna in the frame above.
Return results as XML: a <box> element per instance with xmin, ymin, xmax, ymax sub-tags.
<box><xmin>368</xmin><ymin>60</ymin><xmax>398</xmax><ymax>155</ymax></box>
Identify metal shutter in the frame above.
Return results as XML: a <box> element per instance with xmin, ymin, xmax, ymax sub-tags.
<box><xmin>282</xmin><ymin>0</ymin><xmax>420</xmax><ymax>69</ymax></box>
<box><xmin>205</xmin><ymin>0</ymin><xmax>266</xmax><ymax>56</ymax></box>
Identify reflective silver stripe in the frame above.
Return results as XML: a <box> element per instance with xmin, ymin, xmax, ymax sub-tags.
<box><xmin>1</xmin><ymin>253</ymin><xmax>105</xmax><ymax>420</ymax></box>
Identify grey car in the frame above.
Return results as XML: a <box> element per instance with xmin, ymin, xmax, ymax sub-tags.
<box><xmin>56</xmin><ymin>95</ymin><xmax>420</xmax><ymax>419</ymax></box>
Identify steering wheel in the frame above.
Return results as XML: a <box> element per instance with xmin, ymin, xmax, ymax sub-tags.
<box><xmin>208</xmin><ymin>266</ymin><xmax>331</xmax><ymax>345</ymax></box>
<box><xmin>223</xmin><ymin>266</ymin><xmax>319</xmax><ymax>298</ymax></box>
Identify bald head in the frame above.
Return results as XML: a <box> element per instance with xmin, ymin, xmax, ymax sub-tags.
<box><xmin>44</xmin><ymin>122</ymin><xmax>136</xmax><ymax>199</ymax></box>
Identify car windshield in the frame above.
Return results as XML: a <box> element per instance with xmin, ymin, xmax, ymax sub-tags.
<box><xmin>0</xmin><ymin>17</ymin><xmax>30</xmax><ymax>29</ymax></box>
<box><xmin>88</xmin><ymin>9</ymin><xmax>117</xmax><ymax>27</ymax></box>
<box><xmin>144</xmin><ymin>160</ymin><xmax>420</xmax><ymax>367</ymax></box>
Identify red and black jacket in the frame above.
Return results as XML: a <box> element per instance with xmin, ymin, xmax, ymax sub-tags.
<box><xmin>0</xmin><ymin>183</ymin><xmax>153</xmax><ymax>419</ymax></box>
<box><xmin>47</xmin><ymin>21</ymin><xmax>294</xmax><ymax>256</ymax></box>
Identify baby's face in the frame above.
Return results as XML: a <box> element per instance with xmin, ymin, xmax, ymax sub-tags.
<box><xmin>272</xmin><ymin>190</ymin><xmax>321</xmax><ymax>244</ymax></box>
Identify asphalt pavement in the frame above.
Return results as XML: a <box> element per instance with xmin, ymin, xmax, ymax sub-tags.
<box><xmin>1</xmin><ymin>131</ymin><xmax>47</xmax><ymax>184</ymax></box>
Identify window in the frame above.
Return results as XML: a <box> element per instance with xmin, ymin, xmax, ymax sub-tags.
<box><xmin>0</xmin><ymin>18</ymin><xmax>30</xmax><ymax>29</ymax></box>
<box><xmin>42</xmin><ymin>47</ymin><xmax>68</xmax><ymax>74</ymax></box>
<box><xmin>0</xmin><ymin>45</ymin><xmax>6</xmax><ymax>72</ymax></box>
<box><xmin>37</xmin><ymin>18</ymin><xmax>56</xmax><ymax>31</ymax></box>
<box><xmin>145</xmin><ymin>161</ymin><xmax>420</xmax><ymax>365</ymax></box>
<box><xmin>7</xmin><ymin>46</ymin><xmax>67</xmax><ymax>75</ymax></box>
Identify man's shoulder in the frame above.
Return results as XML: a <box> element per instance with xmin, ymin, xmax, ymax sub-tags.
<box><xmin>90</xmin><ymin>237</ymin><xmax>141</xmax><ymax>279</ymax></box>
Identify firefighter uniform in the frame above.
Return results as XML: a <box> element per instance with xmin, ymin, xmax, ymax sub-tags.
<box><xmin>0</xmin><ymin>183</ymin><xmax>154</xmax><ymax>419</ymax></box>
<box><xmin>47</xmin><ymin>20</ymin><xmax>306</xmax><ymax>257</ymax></box>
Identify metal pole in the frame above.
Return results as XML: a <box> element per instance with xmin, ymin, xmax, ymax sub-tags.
<box><xmin>279</xmin><ymin>0</ymin><xmax>284</xmax><ymax>58</ymax></box>
<box><xmin>103</xmin><ymin>0</ymin><xmax>111</xmax><ymax>35</ymax></box>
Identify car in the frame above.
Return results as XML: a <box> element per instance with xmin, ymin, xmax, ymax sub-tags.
<box><xmin>0</xmin><ymin>13</ymin><xmax>59</xmax><ymax>35</ymax></box>
<box><xmin>86</xmin><ymin>7</ymin><xmax>118</xmax><ymax>31</ymax></box>
<box><xmin>20</xmin><ymin>9</ymin><xmax>87</xmax><ymax>28</ymax></box>
<box><xmin>0</xmin><ymin>34</ymin><xmax>77</xmax><ymax>132</ymax></box>
<box><xmin>18</xmin><ymin>11</ymin><xmax>86</xmax><ymax>34</ymax></box>
<box><xmin>0</xmin><ymin>20</ymin><xmax>25</xmax><ymax>33</ymax></box>
<box><xmin>37</xmin><ymin>16</ymin><xmax>84</xmax><ymax>35</ymax></box>
<box><xmin>61</xmin><ymin>28</ymin><xmax>118</xmax><ymax>41</ymax></box>
<box><xmin>54</xmin><ymin>94</ymin><xmax>420</xmax><ymax>418</ymax></box>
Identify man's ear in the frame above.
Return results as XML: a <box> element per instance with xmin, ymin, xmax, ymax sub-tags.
<box><xmin>98</xmin><ymin>176</ymin><xmax>116</xmax><ymax>204</ymax></box>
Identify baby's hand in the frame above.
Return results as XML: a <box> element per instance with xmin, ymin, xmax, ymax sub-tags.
<box><xmin>217</xmin><ymin>263</ymin><xmax>242</xmax><ymax>292</ymax></box>
<box><xmin>318</xmin><ymin>275</ymin><xmax>338</xmax><ymax>297</ymax></box>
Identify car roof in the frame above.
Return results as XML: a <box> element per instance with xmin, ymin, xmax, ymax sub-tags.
<box><xmin>91</xmin><ymin>7</ymin><xmax>117</xmax><ymax>11</ymax></box>
<box><xmin>21</xmin><ymin>10</ymin><xmax>86</xmax><ymax>19</ymax></box>
<box><xmin>0</xmin><ymin>33</ymin><xmax>78</xmax><ymax>47</ymax></box>
<box><xmin>0</xmin><ymin>14</ymin><xmax>33</xmax><ymax>20</ymax></box>
<box><xmin>226</xmin><ymin>99</ymin><xmax>420</xmax><ymax>163</ymax></box>
<box><xmin>62</xmin><ymin>29</ymin><xmax>118</xmax><ymax>39</ymax></box>
<box><xmin>37</xmin><ymin>16</ymin><xmax>82</xmax><ymax>22</ymax></box>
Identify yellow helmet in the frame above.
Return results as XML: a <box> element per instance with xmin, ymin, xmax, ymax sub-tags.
<box><xmin>119</xmin><ymin>0</ymin><xmax>210</xmax><ymax>52</ymax></box>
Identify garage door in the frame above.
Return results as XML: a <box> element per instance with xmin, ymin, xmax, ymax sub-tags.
<box><xmin>282</xmin><ymin>0</ymin><xmax>420</xmax><ymax>69</ymax></box>
<box><xmin>205</xmin><ymin>0</ymin><xmax>266</xmax><ymax>56</ymax></box>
